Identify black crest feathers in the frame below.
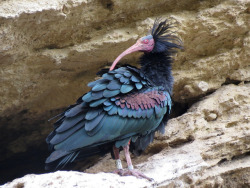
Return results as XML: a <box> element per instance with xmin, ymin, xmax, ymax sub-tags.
<box><xmin>151</xmin><ymin>18</ymin><xmax>183</xmax><ymax>54</ymax></box>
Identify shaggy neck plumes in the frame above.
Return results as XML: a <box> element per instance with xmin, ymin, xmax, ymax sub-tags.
<box><xmin>140</xmin><ymin>52</ymin><xmax>174</xmax><ymax>93</ymax></box>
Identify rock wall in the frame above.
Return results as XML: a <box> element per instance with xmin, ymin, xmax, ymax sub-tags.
<box><xmin>0</xmin><ymin>0</ymin><xmax>249</xmax><ymax>186</ymax></box>
<box><xmin>3</xmin><ymin>84</ymin><xmax>250</xmax><ymax>187</ymax></box>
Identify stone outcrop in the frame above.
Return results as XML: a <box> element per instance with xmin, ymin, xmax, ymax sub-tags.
<box><xmin>0</xmin><ymin>0</ymin><xmax>249</xmax><ymax>186</ymax></box>
<box><xmin>3</xmin><ymin>84</ymin><xmax>250</xmax><ymax>187</ymax></box>
<box><xmin>85</xmin><ymin>84</ymin><xmax>250</xmax><ymax>187</ymax></box>
<box><xmin>1</xmin><ymin>0</ymin><xmax>249</xmax><ymax>114</ymax></box>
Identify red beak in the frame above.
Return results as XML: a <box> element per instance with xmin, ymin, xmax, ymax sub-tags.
<box><xmin>110</xmin><ymin>41</ymin><xmax>142</xmax><ymax>71</ymax></box>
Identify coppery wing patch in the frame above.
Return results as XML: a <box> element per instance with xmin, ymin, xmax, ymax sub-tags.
<box><xmin>116</xmin><ymin>90</ymin><xmax>166</xmax><ymax>110</ymax></box>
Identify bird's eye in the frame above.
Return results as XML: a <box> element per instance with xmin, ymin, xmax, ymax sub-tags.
<box><xmin>143</xmin><ymin>39</ymin><xmax>149</xmax><ymax>44</ymax></box>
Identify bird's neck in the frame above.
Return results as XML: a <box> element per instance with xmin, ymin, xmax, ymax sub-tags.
<box><xmin>140</xmin><ymin>53</ymin><xmax>174</xmax><ymax>93</ymax></box>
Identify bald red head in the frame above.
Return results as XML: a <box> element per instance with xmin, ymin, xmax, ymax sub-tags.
<box><xmin>110</xmin><ymin>35</ymin><xmax>155</xmax><ymax>71</ymax></box>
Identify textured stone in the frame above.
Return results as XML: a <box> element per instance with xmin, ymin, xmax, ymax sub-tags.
<box><xmin>0</xmin><ymin>0</ymin><xmax>250</xmax><ymax>186</ymax></box>
<box><xmin>2</xmin><ymin>171</ymin><xmax>151</xmax><ymax>188</ymax></box>
<box><xmin>0</xmin><ymin>0</ymin><xmax>249</xmax><ymax>114</ymax></box>
<box><xmin>3</xmin><ymin>84</ymin><xmax>250</xmax><ymax>187</ymax></box>
<box><xmin>84</xmin><ymin>84</ymin><xmax>250</xmax><ymax>187</ymax></box>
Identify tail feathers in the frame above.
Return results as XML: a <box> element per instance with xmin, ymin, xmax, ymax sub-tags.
<box><xmin>48</xmin><ymin>112</ymin><xmax>64</xmax><ymax>122</ymax></box>
<box><xmin>45</xmin><ymin>142</ymin><xmax>114</xmax><ymax>171</ymax></box>
<box><xmin>45</xmin><ymin>150</ymin><xmax>79</xmax><ymax>171</ymax></box>
<box><xmin>56</xmin><ymin>151</ymin><xmax>80</xmax><ymax>170</ymax></box>
<box><xmin>46</xmin><ymin>130</ymin><xmax>56</xmax><ymax>144</ymax></box>
<box><xmin>75</xmin><ymin>142</ymin><xmax>114</xmax><ymax>161</ymax></box>
<box><xmin>46</xmin><ymin>130</ymin><xmax>56</xmax><ymax>151</ymax></box>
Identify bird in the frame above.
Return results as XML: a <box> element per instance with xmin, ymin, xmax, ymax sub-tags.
<box><xmin>45</xmin><ymin>18</ymin><xmax>183</xmax><ymax>180</ymax></box>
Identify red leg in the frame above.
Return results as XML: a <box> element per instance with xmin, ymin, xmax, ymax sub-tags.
<box><xmin>113</xmin><ymin>145</ymin><xmax>120</xmax><ymax>160</ymax></box>
<box><xmin>112</xmin><ymin>146</ymin><xmax>123</xmax><ymax>174</ymax></box>
<box><xmin>123</xmin><ymin>145</ymin><xmax>133</xmax><ymax>169</ymax></box>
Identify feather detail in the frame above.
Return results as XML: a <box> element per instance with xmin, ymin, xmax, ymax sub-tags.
<box><xmin>85</xmin><ymin>113</ymin><xmax>105</xmax><ymax>131</ymax></box>
<box><xmin>89</xmin><ymin>98</ymin><xmax>107</xmax><ymax>107</ymax></box>
<box><xmin>124</xmin><ymin>72</ymin><xmax>132</xmax><ymax>77</ymax></box>
<box><xmin>56</xmin><ymin>114</ymin><xmax>85</xmax><ymax>133</ymax></box>
<box><xmin>115</xmin><ymin>74</ymin><xmax>122</xmax><ymax>78</ymax></box>
<box><xmin>88</xmin><ymin>79</ymin><xmax>108</xmax><ymax>88</ymax></box>
<box><xmin>104</xmin><ymin>105</ymin><xmax>113</xmax><ymax>111</ymax></box>
<box><xmin>146</xmin><ymin>108</ymin><xmax>154</xmax><ymax>118</ymax></box>
<box><xmin>107</xmin><ymin>80</ymin><xmax>121</xmax><ymax>90</ymax></box>
<box><xmin>92</xmin><ymin>83</ymin><xmax>107</xmax><ymax>91</ymax></box>
<box><xmin>108</xmin><ymin>105</ymin><xmax>118</xmax><ymax>115</ymax></box>
<box><xmin>120</xmin><ymin>84</ymin><xmax>134</xmax><ymax>93</ymax></box>
<box><xmin>131</xmin><ymin>75</ymin><xmax>140</xmax><ymax>82</ymax></box>
<box><xmin>120</xmin><ymin>76</ymin><xmax>129</xmax><ymax>84</ymax></box>
<box><xmin>85</xmin><ymin>109</ymin><xmax>102</xmax><ymax>120</ymax></box>
<box><xmin>135</xmin><ymin>83</ymin><xmax>143</xmax><ymax>90</ymax></box>
<box><xmin>154</xmin><ymin>105</ymin><xmax>161</xmax><ymax>115</ymax></box>
<box><xmin>103</xmin><ymin>89</ymin><xmax>120</xmax><ymax>98</ymax></box>
<box><xmin>82</xmin><ymin>92</ymin><xmax>92</xmax><ymax>102</ymax></box>
<box><xmin>50</xmin><ymin>120</ymin><xmax>85</xmax><ymax>145</ymax></box>
<box><xmin>91</xmin><ymin>91</ymin><xmax>103</xmax><ymax>100</ymax></box>
<box><xmin>104</xmin><ymin>100</ymin><xmax>112</xmax><ymax>106</ymax></box>
<box><xmin>65</xmin><ymin>104</ymin><xmax>83</xmax><ymax>118</ymax></box>
<box><xmin>102</xmin><ymin>73</ymin><xmax>114</xmax><ymax>80</ymax></box>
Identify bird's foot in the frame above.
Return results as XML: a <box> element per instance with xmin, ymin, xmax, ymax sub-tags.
<box><xmin>112</xmin><ymin>169</ymin><xmax>153</xmax><ymax>181</ymax></box>
<box><xmin>112</xmin><ymin>169</ymin><xmax>123</xmax><ymax>175</ymax></box>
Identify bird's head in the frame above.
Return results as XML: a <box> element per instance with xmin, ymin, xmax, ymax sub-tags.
<box><xmin>110</xmin><ymin>18</ymin><xmax>183</xmax><ymax>71</ymax></box>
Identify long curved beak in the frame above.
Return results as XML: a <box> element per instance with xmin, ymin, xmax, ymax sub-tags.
<box><xmin>110</xmin><ymin>41</ymin><xmax>141</xmax><ymax>71</ymax></box>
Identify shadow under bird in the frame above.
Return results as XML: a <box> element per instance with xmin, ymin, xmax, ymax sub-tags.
<box><xmin>45</xmin><ymin>18</ymin><xmax>183</xmax><ymax>180</ymax></box>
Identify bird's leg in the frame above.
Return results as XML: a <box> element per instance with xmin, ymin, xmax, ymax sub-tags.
<box><xmin>122</xmin><ymin>145</ymin><xmax>153</xmax><ymax>181</ymax></box>
<box><xmin>112</xmin><ymin>145</ymin><xmax>123</xmax><ymax>174</ymax></box>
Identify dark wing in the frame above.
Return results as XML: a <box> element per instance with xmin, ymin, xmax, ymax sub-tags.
<box><xmin>45</xmin><ymin>66</ymin><xmax>171</xmax><ymax>169</ymax></box>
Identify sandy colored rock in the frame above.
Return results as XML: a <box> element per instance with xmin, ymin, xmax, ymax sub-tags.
<box><xmin>84</xmin><ymin>84</ymin><xmax>250</xmax><ymax>187</ymax></box>
<box><xmin>3</xmin><ymin>84</ymin><xmax>250</xmax><ymax>187</ymax></box>
<box><xmin>0</xmin><ymin>0</ymin><xmax>250</xmax><ymax>185</ymax></box>
<box><xmin>0</xmin><ymin>0</ymin><xmax>249</xmax><ymax>115</ymax></box>
<box><xmin>1</xmin><ymin>171</ymin><xmax>151</xmax><ymax>188</ymax></box>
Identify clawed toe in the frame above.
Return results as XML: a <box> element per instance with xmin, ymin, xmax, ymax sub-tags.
<box><xmin>128</xmin><ymin>169</ymin><xmax>154</xmax><ymax>181</ymax></box>
<box><xmin>112</xmin><ymin>169</ymin><xmax>124</xmax><ymax>175</ymax></box>
<box><xmin>112</xmin><ymin>169</ymin><xmax>153</xmax><ymax>181</ymax></box>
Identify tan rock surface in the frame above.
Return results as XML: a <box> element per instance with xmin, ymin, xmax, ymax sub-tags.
<box><xmin>1</xmin><ymin>0</ymin><xmax>249</xmax><ymax>114</ymax></box>
<box><xmin>0</xmin><ymin>0</ymin><xmax>249</xmax><ymax>186</ymax></box>
<box><xmin>85</xmin><ymin>85</ymin><xmax>250</xmax><ymax>184</ymax></box>
<box><xmin>2</xmin><ymin>84</ymin><xmax>250</xmax><ymax>187</ymax></box>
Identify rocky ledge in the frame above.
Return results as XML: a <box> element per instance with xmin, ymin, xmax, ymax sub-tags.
<box><xmin>2</xmin><ymin>84</ymin><xmax>250</xmax><ymax>187</ymax></box>
<box><xmin>0</xmin><ymin>0</ymin><xmax>249</xmax><ymax>187</ymax></box>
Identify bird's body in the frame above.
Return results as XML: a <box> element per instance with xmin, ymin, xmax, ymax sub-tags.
<box><xmin>46</xmin><ymin>19</ymin><xmax>182</xmax><ymax>179</ymax></box>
